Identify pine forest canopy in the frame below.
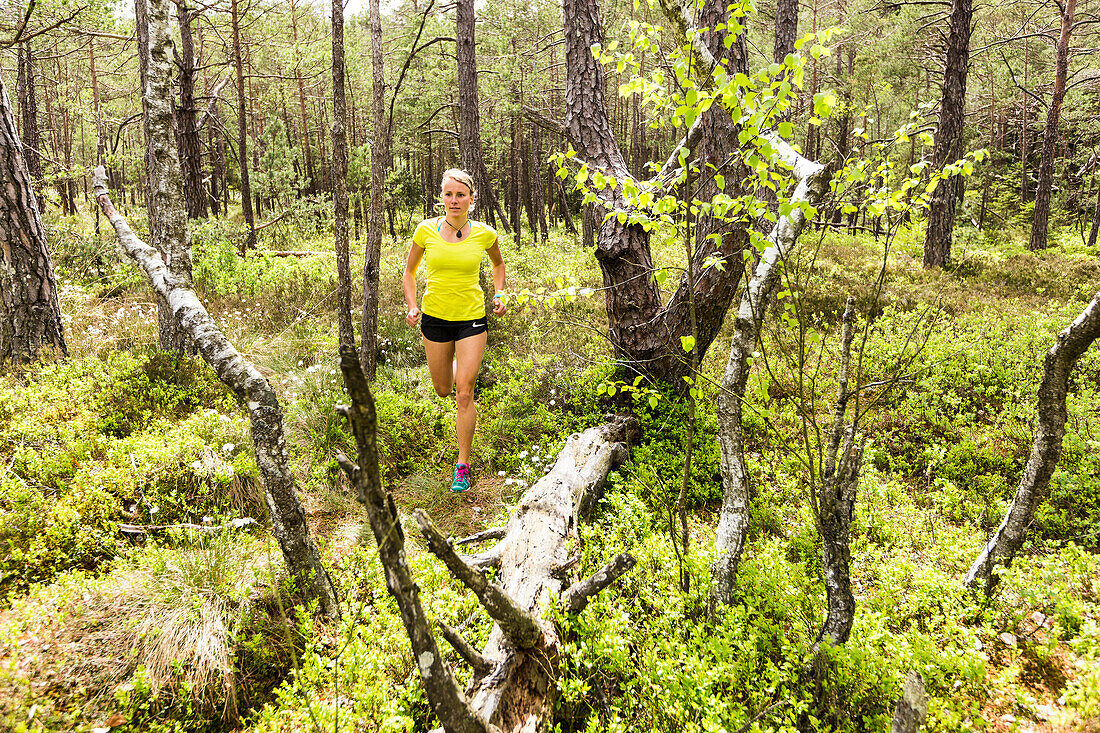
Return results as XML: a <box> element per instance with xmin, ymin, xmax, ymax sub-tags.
<box><xmin>3</xmin><ymin>0</ymin><xmax>1100</xmax><ymax>246</ymax></box>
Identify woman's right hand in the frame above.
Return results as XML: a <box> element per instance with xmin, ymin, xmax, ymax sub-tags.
<box><xmin>406</xmin><ymin>306</ymin><xmax>421</xmax><ymax>327</ymax></box>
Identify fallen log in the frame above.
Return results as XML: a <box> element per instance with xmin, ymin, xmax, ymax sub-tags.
<box><xmin>337</xmin><ymin>345</ymin><xmax>637</xmax><ymax>732</ymax></box>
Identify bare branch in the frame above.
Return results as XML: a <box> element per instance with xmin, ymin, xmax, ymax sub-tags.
<box><xmin>561</xmin><ymin>554</ymin><xmax>636</xmax><ymax>614</ymax></box>
<box><xmin>439</xmin><ymin>621</ymin><xmax>492</xmax><ymax>674</ymax></box>
<box><xmin>414</xmin><ymin>509</ymin><xmax>544</xmax><ymax>649</ymax></box>
<box><xmin>454</xmin><ymin>526</ymin><xmax>508</xmax><ymax>547</ymax></box>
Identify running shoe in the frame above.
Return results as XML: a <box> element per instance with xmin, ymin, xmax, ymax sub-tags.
<box><xmin>450</xmin><ymin>463</ymin><xmax>472</xmax><ymax>493</ymax></box>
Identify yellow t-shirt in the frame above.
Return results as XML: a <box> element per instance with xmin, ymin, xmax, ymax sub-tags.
<box><xmin>413</xmin><ymin>217</ymin><xmax>497</xmax><ymax>321</ymax></box>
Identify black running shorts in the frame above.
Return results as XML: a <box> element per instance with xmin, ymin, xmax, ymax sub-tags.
<box><xmin>420</xmin><ymin>312</ymin><xmax>488</xmax><ymax>343</ymax></box>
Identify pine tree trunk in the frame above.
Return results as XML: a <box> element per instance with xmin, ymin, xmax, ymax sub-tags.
<box><xmin>360</xmin><ymin>0</ymin><xmax>389</xmax><ymax>380</ymax></box>
<box><xmin>0</xmin><ymin>76</ymin><xmax>66</xmax><ymax>364</ymax></box>
<box><xmin>1029</xmin><ymin>0</ymin><xmax>1076</xmax><ymax>251</ymax></box>
<box><xmin>291</xmin><ymin>0</ymin><xmax>316</xmax><ymax>194</ymax></box>
<box><xmin>456</xmin><ymin>0</ymin><xmax>508</xmax><ymax>230</ymax></box>
<box><xmin>230</xmin><ymin>0</ymin><xmax>257</xmax><ymax>253</ymax></box>
<box><xmin>774</xmin><ymin>0</ymin><xmax>799</xmax><ymax>62</ymax></box>
<box><xmin>332</xmin><ymin>0</ymin><xmax>355</xmax><ymax>349</ymax></box>
<box><xmin>532</xmin><ymin>123</ymin><xmax>548</xmax><ymax>242</ymax></box>
<box><xmin>175</xmin><ymin>0</ymin><xmax>207</xmax><ymax>219</ymax></box>
<box><xmin>17</xmin><ymin>43</ymin><xmax>44</xmax><ymax>213</ymax></box>
<box><xmin>923</xmin><ymin>0</ymin><xmax>972</xmax><ymax>268</ymax></box>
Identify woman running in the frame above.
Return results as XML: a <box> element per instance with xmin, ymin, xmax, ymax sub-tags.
<box><xmin>403</xmin><ymin>168</ymin><xmax>507</xmax><ymax>493</ymax></box>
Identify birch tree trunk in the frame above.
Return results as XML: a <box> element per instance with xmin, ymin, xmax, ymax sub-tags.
<box><xmin>711</xmin><ymin>138</ymin><xmax>827</xmax><ymax>609</ymax></box>
<box><xmin>137</xmin><ymin>0</ymin><xmax>195</xmax><ymax>354</ymax></box>
<box><xmin>0</xmin><ymin>75</ymin><xmax>66</xmax><ymax>365</ymax></box>
<box><xmin>965</xmin><ymin>290</ymin><xmax>1100</xmax><ymax>595</ymax></box>
<box><xmin>816</xmin><ymin>298</ymin><xmax>863</xmax><ymax>647</ymax></box>
<box><xmin>339</xmin><ymin>347</ymin><xmax>636</xmax><ymax>731</ymax></box>
<box><xmin>93</xmin><ymin>167</ymin><xmax>340</xmax><ymax>618</ymax></box>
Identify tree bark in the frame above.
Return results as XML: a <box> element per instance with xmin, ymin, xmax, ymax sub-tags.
<box><xmin>965</xmin><ymin>289</ymin><xmax>1100</xmax><ymax>595</ymax></box>
<box><xmin>332</xmin><ymin>0</ymin><xmax>355</xmax><ymax>349</ymax></box>
<box><xmin>93</xmin><ymin>167</ymin><xmax>340</xmax><ymax>619</ymax></box>
<box><xmin>456</xmin><ymin>0</ymin><xmax>509</xmax><ymax>230</ymax></box>
<box><xmin>137</xmin><ymin>0</ymin><xmax>195</xmax><ymax>354</ymax></box>
<box><xmin>562</xmin><ymin>0</ymin><xmax>758</xmax><ymax>389</ymax></box>
<box><xmin>17</xmin><ymin>42</ymin><xmax>44</xmax><ymax>213</ymax></box>
<box><xmin>890</xmin><ymin>671</ymin><xmax>930</xmax><ymax>733</ymax></box>
<box><xmin>711</xmin><ymin>137</ymin><xmax>827</xmax><ymax>609</ymax></box>
<box><xmin>774</xmin><ymin>0</ymin><xmax>799</xmax><ymax>63</ymax></box>
<box><xmin>816</xmin><ymin>297</ymin><xmax>863</xmax><ymax>647</ymax></box>
<box><xmin>175</xmin><ymin>0</ymin><xmax>207</xmax><ymax>219</ymax></box>
<box><xmin>360</xmin><ymin>0</ymin><xmax>389</xmax><ymax>380</ymax></box>
<box><xmin>1029</xmin><ymin>0</ymin><xmax>1076</xmax><ymax>251</ymax></box>
<box><xmin>0</xmin><ymin>75</ymin><xmax>66</xmax><ymax>365</ymax></box>
<box><xmin>340</xmin><ymin>346</ymin><xmax>635</xmax><ymax>731</ymax></box>
<box><xmin>922</xmin><ymin>0</ymin><xmax>972</xmax><ymax>268</ymax></box>
<box><xmin>230</xmin><ymin>0</ymin><xmax>257</xmax><ymax>253</ymax></box>
<box><xmin>290</xmin><ymin>0</ymin><xmax>316</xmax><ymax>194</ymax></box>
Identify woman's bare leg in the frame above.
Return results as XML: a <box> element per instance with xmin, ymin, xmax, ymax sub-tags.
<box><xmin>423</xmin><ymin>337</ymin><xmax>456</xmax><ymax>397</ymax></box>
<box><xmin>453</xmin><ymin>332</ymin><xmax>487</xmax><ymax>465</ymax></box>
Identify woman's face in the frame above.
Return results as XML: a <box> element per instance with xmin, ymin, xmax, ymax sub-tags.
<box><xmin>441</xmin><ymin>177</ymin><xmax>472</xmax><ymax>219</ymax></box>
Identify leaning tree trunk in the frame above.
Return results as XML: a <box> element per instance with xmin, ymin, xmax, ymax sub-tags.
<box><xmin>93</xmin><ymin>167</ymin><xmax>340</xmax><ymax>618</ymax></box>
<box><xmin>711</xmin><ymin>136</ymin><xmax>827</xmax><ymax>610</ymax></box>
<box><xmin>456</xmin><ymin>0</ymin><xmax>509</xmax><ymax>231</ymax></box>
<box><xmin>965</xmin><ymin>290</ymin><xmax>1100</xmax><ymax>595</ymax></box>
<box><xmin>332</xmin><ymin>0</ymin><xmax>355</xmax><ymax>349</ymax></box>
<box><xmin>0</xmin><ymin>75</ymin><xmax>66</xmax><ymax>364</ymax></box>
<box><xmin>137</xmin><ymin>0</ymin><xmax>195</xmax><ymax>353</ymax></box>
<box><xmin>923</xmin><ymin>0</ymin><xmax>972</xmax><ymax>268</ymax></box>
<box><xmin>339</xmin><ymin>346</ymin><xmax>636</xmax><ymax>731</ymax></box>
<box><xmin>1029</xmin><ymin>0</ymin><xmax>1075</xmax><ymax>251</ymax></box>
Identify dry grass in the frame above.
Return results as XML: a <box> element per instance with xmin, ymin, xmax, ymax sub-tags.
<box><xmin>0</xmin><ymin>533</ymin><xmax>269</xmax><ymax>728</ymax></box>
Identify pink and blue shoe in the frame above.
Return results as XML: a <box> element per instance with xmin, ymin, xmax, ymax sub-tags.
<box><xmin>450</xmin><ymin>463</ymin><xmax>472</xmax><ymax>493</ymax></box>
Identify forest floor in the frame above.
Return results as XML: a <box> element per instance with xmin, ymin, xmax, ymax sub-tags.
<box><xmin>1</xmin><ymin>209</ymin><xmax>1099</xmax><ymax>732</ymax></box>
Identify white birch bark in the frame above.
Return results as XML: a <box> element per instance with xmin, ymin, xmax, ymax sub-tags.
<box><xmin>711</xmin><ymin>137</ymin><xmax>828</xmax><ymax>610</ymax></box>
<box><xmin>92</xmin><ymin>167</ymin><xmax>340</xmax><ymax>619</ymax></box>
<box><xmin>965</xmin><ymin>291</ymin><xmax>1100</xmax><ymax>594</ymax></box>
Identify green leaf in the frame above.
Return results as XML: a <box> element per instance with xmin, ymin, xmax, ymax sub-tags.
<box><xmin>681</xmin><ymin>335</ymin><xmax>696</xmax><ymax>352</ymax></box>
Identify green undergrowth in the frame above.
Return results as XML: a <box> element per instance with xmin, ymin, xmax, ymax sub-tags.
<box><xmin>2</xmin><ymin>211</ymin><xmax>1100</xmax><ymax>731</ymax></box>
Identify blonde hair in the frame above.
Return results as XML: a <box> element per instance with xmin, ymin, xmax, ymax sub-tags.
<box><xmin>440</xmin><ymin>168</ymin><xmax>477</xmax><ymax>206</ymax></box>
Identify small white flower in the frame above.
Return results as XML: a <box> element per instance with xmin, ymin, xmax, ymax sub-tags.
<box><xmin>222</xmin><ymin>443</ymin><xmax>235</xmax><ymax>453</ymax></box>
<box><xmin>497</xmin><ymin>471</ymin><xmax>505</xmax><ymax>476</ymax></box>
<box><xmin>518</xmin><ymin>451</ymin><xmax>528</xmax><ymax>459</ymax></box>
<box><xmin>504</xmin><ymin>478</ymin><xmax>514</xmax><ymax>485</ymax></box>
<box><xmin>549</xmin><ymin>400</ymin><xmax>556</xmax><ymax>406</ymax></box>
<box><xmin>149</xmin><ymin>505</ymin><xmax>159</xmax><ymax>515</ymax></box>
